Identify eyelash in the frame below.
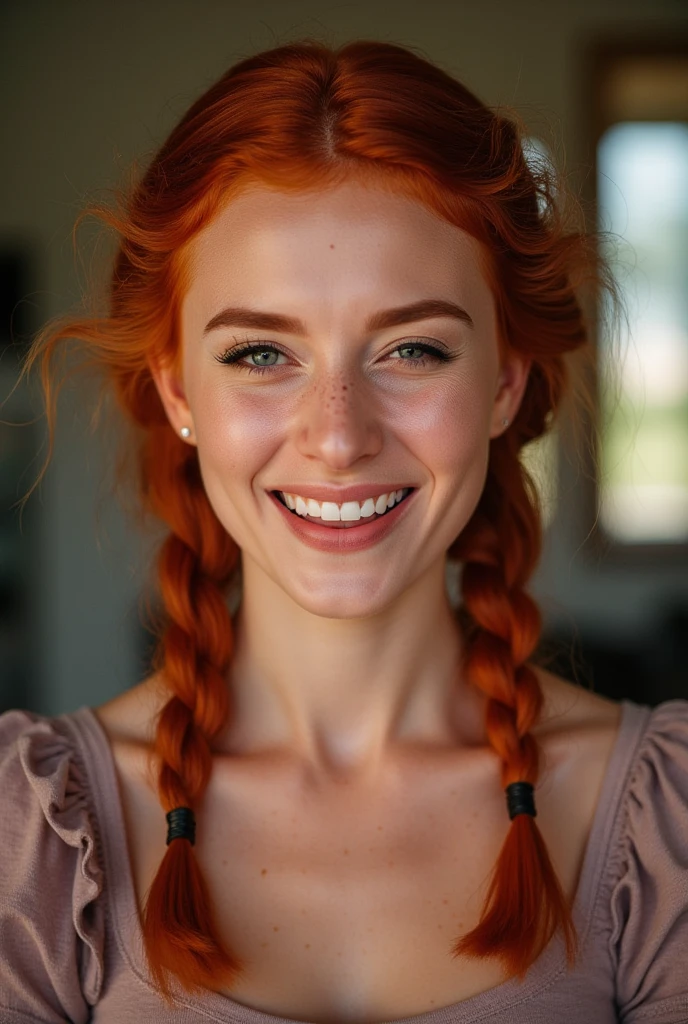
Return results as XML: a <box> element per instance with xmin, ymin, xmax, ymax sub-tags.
<box><xmin>214</xmin><ymin>338</ymin><xmax>459</xmax><ymax>375</ymax></box>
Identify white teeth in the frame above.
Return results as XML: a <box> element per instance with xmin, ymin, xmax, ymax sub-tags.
<box><xmin>360</xmin><ymin>497</ymin><xmax>376</xmax><ymax>520</ymax></box>
<box><xmin>279</xmin><ymin>488</ymin><xmax>410</xmax><ymax>520</ymax></box>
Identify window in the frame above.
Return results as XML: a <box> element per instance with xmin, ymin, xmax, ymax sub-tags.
<box><xmin>592</xmin><ymin>45</ymin><xmax>688</xmax><ymax>547</ymax></box>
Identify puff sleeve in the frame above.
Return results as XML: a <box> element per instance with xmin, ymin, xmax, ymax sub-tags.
<box><xmin>0</xmin><ymin>709</ymin><xmax>105</xmax><ymax>1023</ymax></box>
<box><xmin>609</xmin><ymin>699</ymin><xmax>688</xmax><ymax>1023</ymax></box>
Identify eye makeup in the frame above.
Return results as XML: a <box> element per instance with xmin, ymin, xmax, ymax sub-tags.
<box><xmin>214</xmin><ymin>338</ymin><xmax>462</xmax><ymax>376</ymax></box>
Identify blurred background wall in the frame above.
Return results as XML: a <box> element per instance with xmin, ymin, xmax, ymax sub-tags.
<box><xmin>1</xmin><ymin>0</ymin><xmax>687</xmax><ymax>717</ymax></box>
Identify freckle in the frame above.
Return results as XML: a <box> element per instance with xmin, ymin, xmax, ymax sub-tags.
<box><xmin>261</xmin><ymin>868</ymin><xmax>268</xmax><ymax>875</ymax></box>
<box><xmin>343</xmin><ymin>848</ymin><xmax>349</xmax><ymax>855</ymax></box>
<box><xmin>329</xmin><ymin>244</ymin><xmax>335</xmax><ymax>249</ymax></box>
<box><xmin>387</xmin><ymin>860</ymin><xmax>394</xmax><ymax>867</ymax></box>
<box><xmin>368</xmin><ymin>847</ymin><xmax>374</xmax><ymax>852</ymax></box>
<box><xmin>260</xmin><ymin>942</ymin><xmax>269</xmax><ymax>948</ymax></box>
<box><xmin>438</xmin><ymin>924</ymin><xmax>443</xmax><ymax>930</ymax></box>
<box><xmin>273</xmin><ymin>926</ymin><xmax>280</xmax><ymax>932</ymax></box>
<box><xmin>305</xmin><ymin>943</ymin><xmax>311</xmax><ymax>949</ymax></box>
<box><xmin>377</xmin><ymin>825</ymin><xmax>383</xmax><ymax>831</ymax></box>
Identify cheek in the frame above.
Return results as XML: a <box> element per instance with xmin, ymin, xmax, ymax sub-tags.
<box><xmin>192</xmin><ymin>385</ymin><xmax>285</xmax><ymax>498</ymax></box>
<box><xmin>398</xmin><ymin>375</ymin><xmax>492</xmax><ymax>480</ymax></box>
<box><xmin>397</xmin><ymin>374</ymin><xmax>494</xmax><ymax>553</ymax></box>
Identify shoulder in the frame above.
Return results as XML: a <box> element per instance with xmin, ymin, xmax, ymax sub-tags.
<box><xmin>520</xmin><ymin>672</ymin><xmax>688</xmax><ymax>1016</ymax></box>
<box><xmin>531</xmin><ymin>665</ymin><xmax>624</xmax><ymax>737</ymax></box>
<box><xmin>93</xmin><ymin>672</ymin><xmax>166</xmax><ymax>746</ymax></box>
<box><xmin>601</xmin><ymin>694</ymin><xmax>688</xmax><ymax>1018</ymax></box>
<box><xmin>0</xmin><ymin>707</ymin><xmax>106</xmax><ymax>1018</ymax></box>
<box><xmin>0</xmin><ymin>707</ymin><xmax>97</xmax><ymax>825</ymax></box>
<box><xmin>528</xmin><ymin>666</ymin><xmax>625</xmax><ymax>782</ymax></box>
<box><xmin>92</xmin><ymin>675</ymin><xmax>165</xmax><ymax>802</ymax></box>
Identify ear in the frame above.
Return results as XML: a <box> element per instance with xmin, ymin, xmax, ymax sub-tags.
<box><xmin>488</xmin><ymin>349</ymin><xmax>532</xmax><ymax>439</ymax></box>
<box><xmin>149</xmin><ymin>359</ymin><xmax>197</xmax><ymax>445</ymax></box>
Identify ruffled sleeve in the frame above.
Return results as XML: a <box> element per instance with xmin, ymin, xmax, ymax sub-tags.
<box><xmin>0</xmin><ymin>709</ymin><xmax>105</xmax><ymax>1023</ymax></box>
<box><xmin>609</xmin><ymin>699</ymin><xmax>688</xmax><ymax>1023</ymax></box>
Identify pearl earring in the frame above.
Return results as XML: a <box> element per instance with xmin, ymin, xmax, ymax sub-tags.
<box><xmin>180</xmin><ymin>426</ymin><xmax>191</xmax><ymax>439</ymax></box>
<box><xmin>501</xmin><ymin>418</ymin><xmax>509</xmax><ymax>427</ymax></box>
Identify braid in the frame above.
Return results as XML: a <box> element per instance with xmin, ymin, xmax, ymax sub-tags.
<box><xmin>449</xmin><ymin>433</ymin><xmax>578</xmax><ymax>978</ymax></box>
<box><xmin>140</xmin><ymin>430</ymin><xmax>246</xmax><ymax>1001</ymax></box>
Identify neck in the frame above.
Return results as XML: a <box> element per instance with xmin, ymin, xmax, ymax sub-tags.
<box><xmin>221</xmin><ymin>555</ymin><xmax>486</xmax><ymax>777</ymax></box>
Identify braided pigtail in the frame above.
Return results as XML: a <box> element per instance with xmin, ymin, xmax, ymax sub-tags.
<box><xmin>140</xmin><ymin>427</ymin><xmax>246</xmax><ymax>1001</ymax></box>
<box><xmin>449</xmin><ymin>432</ymin><xmax>578</xmax><ymax>978</ymax></box>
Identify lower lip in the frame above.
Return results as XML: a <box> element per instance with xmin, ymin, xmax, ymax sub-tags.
<box><xmin>268</xmin><ymin>490</ymin><xmax>417</xmax><ymax>553</ymax></box>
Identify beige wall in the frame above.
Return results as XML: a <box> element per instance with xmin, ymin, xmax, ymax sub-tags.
<box><xmin>2</xmin><ymin>0</ymin><xmax>686</xmax><ymax>713</ymax></box>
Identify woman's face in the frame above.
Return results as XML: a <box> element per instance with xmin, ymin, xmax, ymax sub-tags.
<box><xmin>155</xmin><ymin>179</ymin><xmax>530</xmax><ymax>618</ymax></box>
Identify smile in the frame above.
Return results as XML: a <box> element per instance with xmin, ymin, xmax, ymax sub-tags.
<box><xmin>275</xmin><ymin>488</ymin><xmax>412</xmax><ymax>528</ymax></box>
<box><xmin>268</xmin><ymin>487</ymin><xmax>417</xmax><ymax>552</ymax></box>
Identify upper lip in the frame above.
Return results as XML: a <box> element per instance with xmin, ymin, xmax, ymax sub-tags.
<box><xmin>270</xmin><ymin>484</ymin><xmax>415</xmax><ymax>504</ymax></box>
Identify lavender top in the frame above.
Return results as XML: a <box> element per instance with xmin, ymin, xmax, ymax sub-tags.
<box><xmin>1</xmin><ymin>698</ymin><xmax>687</xmax><ymax>1023</ymax></box>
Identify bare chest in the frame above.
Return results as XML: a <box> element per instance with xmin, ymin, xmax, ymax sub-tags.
<box><xmin>108</xmin><ymin>722</ymin><xmax>619</xmax><ymax>1023</ymax></box>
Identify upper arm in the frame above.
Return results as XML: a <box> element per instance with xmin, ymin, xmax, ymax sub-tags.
<box><xmin>0</xmin><ymin>710</ymin><xmax>105</xmax><ymax>1024</ymax></box>
<box><xmin>609</xmin><ymin>700</ymin><xmax>688</xmax><ymax>1022</ymax></box>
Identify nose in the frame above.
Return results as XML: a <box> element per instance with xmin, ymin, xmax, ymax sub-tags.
<box><xmin>294</xmin><ymin>370</ymin><xmax>384</xmax><ymax>470</ymax></box>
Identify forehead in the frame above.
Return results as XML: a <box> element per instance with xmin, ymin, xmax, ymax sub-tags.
<box><xmin>183</xmin><ymin>180</ymin><xmax>492</xmax><ymax>318</ymax></box>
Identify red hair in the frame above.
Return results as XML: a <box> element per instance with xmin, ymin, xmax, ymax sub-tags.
<box><xmin>23</xmin><ymin>38</ymin><xmax>618</xmax><ymax>1004</ymax></box>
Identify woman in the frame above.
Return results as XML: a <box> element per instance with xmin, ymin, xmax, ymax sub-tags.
<box><xmin>1</xmin><ymin>37</ymin><xmax>686</xmax><ymax>1024</ymax></box>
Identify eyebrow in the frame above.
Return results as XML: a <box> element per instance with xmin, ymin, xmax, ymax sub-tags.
<box><xmin>203</xmin><ymin>297</ymin><xmax>474</xmax><ymax>336</ymax></box>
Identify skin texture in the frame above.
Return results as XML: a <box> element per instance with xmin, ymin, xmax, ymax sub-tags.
<box><xmin>152</xmin><ymin>179</ymin><xmax>532</xmax><ymax>776</ymax></box>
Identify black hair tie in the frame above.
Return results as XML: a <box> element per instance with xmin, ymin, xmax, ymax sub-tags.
<box><xmin>505</xmin><ymin>781</ymin><xmax>536</xmax><ymax>820</ymax></box>
<box><xmin>166</xmin><ymin>806</ymin><xmax>196</xmax><ymax>845</ymax></box>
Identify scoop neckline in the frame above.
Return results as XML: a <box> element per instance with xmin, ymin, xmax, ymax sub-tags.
<box><xmin>67</xmin><ymin>698</ymin><xmax>650</xmax><ymax>1024</ymax></box>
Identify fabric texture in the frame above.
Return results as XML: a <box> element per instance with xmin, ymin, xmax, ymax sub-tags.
<box><xmin>0</xmin><ymin>697</ymin><xmax>687</xmax><ymax>1024</ymax></box>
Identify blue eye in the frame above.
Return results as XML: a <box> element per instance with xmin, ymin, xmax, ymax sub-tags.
<box><xmin>214</xmin><ymin>339</ymin><xmax>458</xmax><ymax>375</ymax></box>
